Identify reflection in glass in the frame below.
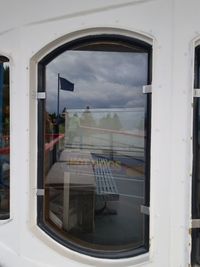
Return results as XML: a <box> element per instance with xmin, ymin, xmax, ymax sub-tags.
<box><xmin>42</xmin><ymin>42</ymin><xmax>150</xmax><ymax>255</ymax></box>
<box><xmin>0</xmin><ymin>57</ymin><xmax>9</xmax><ymax>219</ymax></box>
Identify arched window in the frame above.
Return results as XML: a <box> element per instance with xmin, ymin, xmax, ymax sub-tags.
<box><xmin>37</xmin><ymin>35</ymin><xmax>152</xmax><ymax>258</ymax></box>
<box><xmin>192</xmin><ymin>45</ymin><xmax>200</xmax><ymax>265</ymax></box>
<box><xmin>0</xmin><ymin>56</ymin><xmax>10</xmax><ymax>220</ymax></box>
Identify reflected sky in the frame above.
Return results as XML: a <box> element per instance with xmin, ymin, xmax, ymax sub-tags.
<box><xmin>46</xmin><ymin>50</ymin><xmax>148</xmax><ymax>113</ymax></box>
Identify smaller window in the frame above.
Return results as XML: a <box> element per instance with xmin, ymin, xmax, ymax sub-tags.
<box><xmin>0</xmin><ymin>56</ymin><xmax>10</xmax><ymax>220</ymax></box>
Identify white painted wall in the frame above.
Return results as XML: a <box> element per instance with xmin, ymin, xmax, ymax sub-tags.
<box><xmin>0</xmin><ymin>0</ymin><xmax>198</xmax><ymax>266</ymax></box>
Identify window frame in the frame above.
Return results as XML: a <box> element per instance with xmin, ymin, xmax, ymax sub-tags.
<box><xmin>37</xmin><ymin>34</ymin><xmax>152</xmax><ymax>259</ymax></box>
<box><xmin>0</xmin><ymin>55</ymin><xmax>10</xmax><ymax>221</ymax></box>
<box><xmin>192</xmin><ymin>45</ymin><xmax>200</xmax><ymax>265</ymax></box>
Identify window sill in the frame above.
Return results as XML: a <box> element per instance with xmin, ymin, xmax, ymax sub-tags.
<box><xmin>0</xmin><ymin>218</ymin><xmax>12</xmax><ymax>225</ymax></box>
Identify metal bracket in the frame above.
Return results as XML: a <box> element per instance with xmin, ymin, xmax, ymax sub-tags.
<box><xmin>193</xmin><ymin>89</ymin><xmax>200</xmax><ymax>98</ymax></box>
<box><xmin>37</xmin><ymin>189</ymin><xmax>45</xmax><ymax>196</ymax></box>
<box><xmin>192</xmin><ymin>219</ymin><xmax>200</xmax><ymax>229</ymax></box>
<box><xmin>143</xmin><ymin>85</ymin><xmax>152</xmax><ymax>94</ymax></box>
<box><xmin>37</xmin><ymin>92</ymin><xmax>46</xmax><ymax>99</ymax></box>
<box><xmin>140</xmin><ymin>205</ymin><xmax>150</xmax><ymax>216</ymax></box>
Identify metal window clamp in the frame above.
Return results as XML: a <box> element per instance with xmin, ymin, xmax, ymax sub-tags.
<box><xmin>37</xmin><ymin>92</ymin><xmax>46</xmax><ymax>99</ymax></box>
<box><xmin>193</xmin><ymin>89</ymin><xmax>200</xmax><ymax>98</ymax></box>
<box><xmin>37</xmin><ymin>189</ymin><xmax>45</xmax><ymax>196</ymax></box>
<box><xmin>143</xmin><ymin>85</ymin><xmax>152</xmax><ymax>94</ymax></box>
<box><xmin>191</xmin><ymin>219</ymin><xmax>200</xmax><ymax>229</ymax></box>
<box><xmin>140</xmin><ymin>205</ymin><xmax>150</xmax><ymax>216</ymax></box>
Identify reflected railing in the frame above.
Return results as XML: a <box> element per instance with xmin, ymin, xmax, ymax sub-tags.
<box><xmin>64</xmin><ymin>108</ymin><xmax>144</xmax><ymax>157</ymax></box>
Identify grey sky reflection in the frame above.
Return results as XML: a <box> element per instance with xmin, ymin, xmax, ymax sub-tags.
<box><xmin>46</xmin><ymin>50</ymin><xmax>148</xmax><ymax>113</ymax></box>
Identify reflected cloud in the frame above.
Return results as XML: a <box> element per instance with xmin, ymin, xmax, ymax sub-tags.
<box><xmin>46</xmin><ymin>50</ymin><xmax>147</xmax><ymax>113</ymax></box>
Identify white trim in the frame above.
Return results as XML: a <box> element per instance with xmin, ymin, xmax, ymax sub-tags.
<box><xmin>29</xmin><ymin>27</ymin><xmax>154</xmax><ymax>266</ymax></box>
<box><xmin>31</xmin><ymin>27</ymin><xmax>153</xmax><ymax>63</ymax></box>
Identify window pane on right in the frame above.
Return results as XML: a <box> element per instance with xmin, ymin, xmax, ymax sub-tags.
<box><xmin>192</xmin><ymin>46</ymin><xmax>200</xmax><ymax>265</ymax></box>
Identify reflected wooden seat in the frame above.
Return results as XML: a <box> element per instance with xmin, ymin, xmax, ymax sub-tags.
<box><xmin>45</xmin><ymin>150</ymin><xmax>96</xmax><ymax>233</ymax></box>
<box><xmin>45</xmin><ymin>150</ymin><xmax>120</xmax><ymax>233</ymax></box>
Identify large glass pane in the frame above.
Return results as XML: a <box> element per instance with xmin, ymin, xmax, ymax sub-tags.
<box><xmin>42</xmin><ymin>41</ymin><xmax>150</xmax><ymax>255</ymax></box>
<box><xmin>0</xmin><ymin>56</ymin><xmax>9</xmax><ymax>219</ymax></box>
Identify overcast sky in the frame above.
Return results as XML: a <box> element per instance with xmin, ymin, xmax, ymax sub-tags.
<box><xmin>46</xmin><ymin>50</ymin><xmax>148</xmax><ymax>113</ymax></box>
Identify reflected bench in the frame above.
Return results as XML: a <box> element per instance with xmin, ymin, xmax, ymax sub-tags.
<box><xmin>93</xmin><ymin>158</ymin><xmax>119</xmax><ymax>214</ymax></box>
<box><xmin>45</xmin><ymin>151</ymin><xmax>96</xmax><ymax>233</ymax></box>
<box><xmin>45</xmin><ymin>150</ymin><xmax>119</xmax><ymax>233</ymax></box>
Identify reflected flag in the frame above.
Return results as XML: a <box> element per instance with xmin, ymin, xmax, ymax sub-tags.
<box><xmin>59</xmin><ymin>77</ymin><xmax>74</xmax><ymax>92</ymax></box>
